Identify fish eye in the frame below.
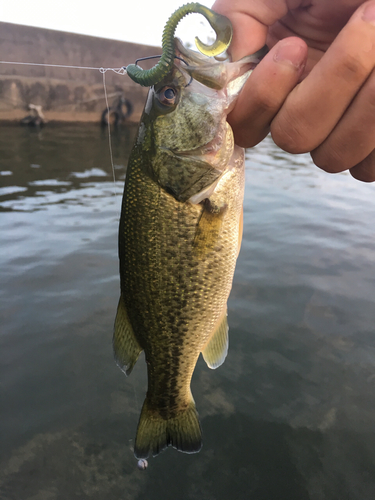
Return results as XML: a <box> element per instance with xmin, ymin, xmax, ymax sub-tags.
<box><xmin>164</xmin><ymin>88</ymin><xmax>175</xmax><ymax>99</ymax></box>
<box><xmin>158</xmin><ymin>86</ymin><xmax>177</xmax><ymax>106</ymax></box>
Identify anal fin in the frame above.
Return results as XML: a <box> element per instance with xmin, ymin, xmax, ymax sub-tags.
<box><xmin>202</xmin><ymin>308</ymin><xmax>229</xmax><ymax>369</ymax></box>
<box><xmin>113</xmin><ymin>295</ymin><xmax>142</xmax><ymax>376</ymax></box>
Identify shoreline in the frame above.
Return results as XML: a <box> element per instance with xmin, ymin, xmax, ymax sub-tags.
<box><xmin>0</xmin><ymin>22</ymin><xmax>158</xmax><ymax>124</ymax></box>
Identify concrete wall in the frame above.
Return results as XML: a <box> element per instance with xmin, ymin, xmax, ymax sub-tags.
<box><xmin>0</xmin><ymin>22</ymin><xmax>161</xmax><ymax>123</ymax></box>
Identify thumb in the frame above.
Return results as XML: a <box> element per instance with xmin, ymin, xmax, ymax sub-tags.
<box><xmin>212</xmin><ymin>0</ymin><xmax>294</xmax><ymax>60</ymax></box>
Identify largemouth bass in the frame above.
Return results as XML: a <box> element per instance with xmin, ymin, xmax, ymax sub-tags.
<box><xmin>114</xmin><ymin>20</ymin><xmax>263</xmax><ymax>459</ymax></box>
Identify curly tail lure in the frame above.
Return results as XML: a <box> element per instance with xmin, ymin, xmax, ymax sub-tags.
<box><xmin>126</xmin><ymin>2</ymin><xmax>233</xmax><ymax>87</ymax></box>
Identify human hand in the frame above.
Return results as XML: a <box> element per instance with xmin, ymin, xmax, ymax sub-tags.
<box><xmin>212</xmin><ymin>0</ymin><xmax>375</xmax><ymax>182</ymax></box>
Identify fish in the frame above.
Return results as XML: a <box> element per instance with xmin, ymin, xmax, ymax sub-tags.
<box><xmin>113</xmin><ymin>5</ymin><xmax>265</xmax><ymax>459</ymax></box>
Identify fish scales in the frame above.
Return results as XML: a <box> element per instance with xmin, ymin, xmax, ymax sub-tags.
<box><xmin>113</xmin><ymin>27</ymin><xmax>260</xmax><ymax>458</ymax></box>
<box><xmin>120</xmin><ymin>147</ymin><xmax>244</xmax><ymax>407</ymax></box>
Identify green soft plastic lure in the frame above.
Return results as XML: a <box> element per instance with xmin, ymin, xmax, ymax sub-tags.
<box><xmin>126</xmin><ymin>2</ymin><xmax>233</xmax><ymax>87</ymax></box>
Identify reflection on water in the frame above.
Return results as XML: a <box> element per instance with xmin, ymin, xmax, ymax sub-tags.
<box><xmin>1</xmin><ymin>125</ymin><xmax>375</xmax><ymax>500</ymax></box>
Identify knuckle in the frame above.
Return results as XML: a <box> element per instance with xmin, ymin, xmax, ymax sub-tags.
<box><xmin>252</xmin><ymin>87</ymin><xmax>282</xmax><ymax>115</ymax></box>
<box><xmin>270</xmin><ymin>113</ymin><xmax>312</xmax><ymax>154</ymax></box>
<box><xmin>363</xmin><ymin>71</ymin><xmax>375</xmax><ymax>107</ymax></box>
<box><xmin>335</xmin><ymin>47</ymin><xmax>369</xmax><ymax>83</ymax></box>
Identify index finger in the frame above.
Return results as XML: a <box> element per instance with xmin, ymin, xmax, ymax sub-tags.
<box><xmin>212</xmin><ymin>0</ymin><xmax>290</xmax><ymax>59</ymax></box>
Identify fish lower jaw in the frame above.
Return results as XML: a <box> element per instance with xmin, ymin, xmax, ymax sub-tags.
<box><xmin>188</xmin><ymin>130</ymin><xmax>237</xmax><ymax>205</ymax></box>
<box><xmin>203</xmin><ymin>121</ymin><xmax>234</xmax><ymax>170</ymax></box>
<box><xmin>173</xmin><ymin>121</ymin><xmax>234</xmax><ymax>169</ymax></box>
<box><xmin>200</xmin><ymin>123</ymin><xmax>227</xmax><ymax>157</ymax></box>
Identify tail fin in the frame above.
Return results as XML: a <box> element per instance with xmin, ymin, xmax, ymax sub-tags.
<box><xmin>134</xmin><ymin>397</ymin><xmax>202</xmax><ymax>459</ymax></box>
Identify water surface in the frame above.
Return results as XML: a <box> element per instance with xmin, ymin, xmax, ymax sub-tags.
<box><xmin>1</xmin><ymin>124</ymin><xmax>375</xmax><ymax>500</ymax></box>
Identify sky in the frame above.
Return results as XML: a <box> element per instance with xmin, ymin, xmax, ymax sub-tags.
<box><xmin>1</xmin><ymin>0</ymin><xmax>215</xmax><ymax>48</ymax></box>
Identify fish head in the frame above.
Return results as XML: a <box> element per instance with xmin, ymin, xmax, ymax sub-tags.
<box><xmin>136</xmin><ymin>39</ymin><xmax>263</xmax><ymax>203</ymax></box>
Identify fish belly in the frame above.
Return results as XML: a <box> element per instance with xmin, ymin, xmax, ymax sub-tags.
<box><xmin>114</xmin><ymin>147</ymin><xmax>245</xmax><ymax>457</ymax></box>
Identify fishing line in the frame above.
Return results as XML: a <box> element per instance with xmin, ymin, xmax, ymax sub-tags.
<box><xmin>0</xmin><ymin>59</ymin><xmax>125</xmax><ymax>214</ymax></box>
<box><xmin>101</xmin><ymin>69</ymin><xmax>119</xmax><ymax>213</ymax></box>
<box><xmin>0</xmin><ymin>60</ymin><xmax>127</xmax><ymax>74</ymax></box>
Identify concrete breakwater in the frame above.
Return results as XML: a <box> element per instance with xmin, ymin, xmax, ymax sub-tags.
<box><xmin>0</xmin><ymin>22</ymin><xmax>161</xmax><ymax>124</ymax></box>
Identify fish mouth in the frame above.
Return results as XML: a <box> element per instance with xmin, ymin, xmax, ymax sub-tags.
<box><xmin>173</xmin><ymin>119</ymin><xmax>234</xmax><ymax>169</ymax></box>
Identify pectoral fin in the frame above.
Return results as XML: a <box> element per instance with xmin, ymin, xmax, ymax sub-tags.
<box><xmin>202</xmin><ymin>309</ymin><xmax>229</xmax><ymax>369</ymax></box>
<box><xmin>113</xmin><ymin>295</ymin><xmax>142</xmax><ymax>376</ymax></box>
<box><xmin>193</xmin><ymin>199</ymin><xmax>227</xmax><ymax>258</ymax></box>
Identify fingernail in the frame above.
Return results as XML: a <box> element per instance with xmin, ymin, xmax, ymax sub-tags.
<box><xmin>363</xmin><ymin>1</ymin><xmax>375</xmax><ymax>23</ymax></box>
<box><xmin>274</xmin><ymin>42</ymin><xmax>305</xmax><ymax>70</ymax></box>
